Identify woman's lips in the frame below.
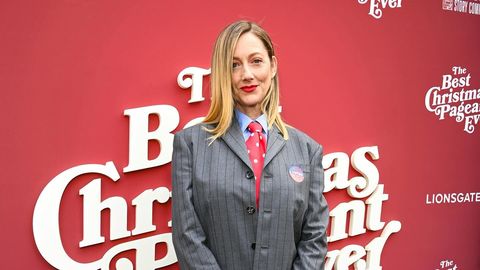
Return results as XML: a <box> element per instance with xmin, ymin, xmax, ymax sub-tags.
<box><xmin>240</xmin><ymin>85</ymin><xmax>257</xmax><ymax>92</ymax></box>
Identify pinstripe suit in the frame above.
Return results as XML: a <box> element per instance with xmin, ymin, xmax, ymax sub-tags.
<box><xmin>171</xmin><ymin>120</ymin><xmax>329</xmax><ymax>270</ymax></box>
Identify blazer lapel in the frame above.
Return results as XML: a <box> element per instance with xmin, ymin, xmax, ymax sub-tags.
<box><xmin>264</xmin><ymin>125</ymin><xmax>286</xmax><ymax>169</ymax></box>
<box><xmin>221</xmin><ymin>121</ymin><xmax>253</xmax><ymax>170</ymax></box>
<box><xmin>221</xmin><ymin>122</ymin><xmax>286</xmax><ymax>171</ymax></box>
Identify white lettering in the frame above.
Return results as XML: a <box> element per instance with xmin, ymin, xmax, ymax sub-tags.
<box><xmin>426</xmin><ymin>192</ymin><xmax>480</xmax><ymax>204</ymax></box>
<box><xmin>132</xmin><ymin>187</ymin><xmax>171</xmax><ymax>235</ymax></box>
<box><xmin>123</xmin><ymin>105</ymin><xmax>179</xmax><ymax>172</ymax></box>
<box><xmin>100</xmin><ymin>234</ymin><xmax>177</xmax><ymax>270</ymax></box>
<box><xmin>349</xmin><ymin>146</ymin><xmax>380</xmax><ymax>198</ymax></box>
<box><xmin>365</xmin><ymin>185</ymin><xmax>389</xmax><ymax>231</ymax></box>
<box><xmin>322</xmin><ymin>152</ymin><xmax>351</xmax><ymax>192</ymax></box>
<box><xmin>33</xmin><ymin>162</ymin><xmax>120</xmax><ymax>270</ymax></box>
<box><xmin>425</xmin><ymin>86</ymin><xmax>441</xmax><ymax>111</ymax></box>
<box><xmin>358</xmin><ymin>0</ymin><xmax>403</xmax><ymax>19</ymax></box>
<box><xmin>325</xmin><ymin>220</ymin><xmax>401</xmax><ymax>269</ymax></box>
<box><xmin>454</xmin><ymin>0</ymin><xmax>468</xmax><ymax>13</ymax></box>
<box><xmin>464</xmin><ymin>114</ymin><xmax>480</xmax><ymax>133</ymax></box>
<box><xmin>176</xmin><ymin>67</ymin><xmax>211</xmax><ymax>103</ymax></box>
<box><xmin>329</xmin><ymin>200</ymin><xmax>367</xmax><ymax>242</ymax></box>
<box><xmin>79</xmin><ymin>179</ymin><xmax>130</xmax><ymax>247</ymax></box>
<box><xmin>470</xmin><ymin>2</ymin><xmax>480</xmax><ymax>15</ymax></box>
<box><xmin>364</xmin><ymin>221</ymin><xmax>402</xmax><ymax>269</ymax></box>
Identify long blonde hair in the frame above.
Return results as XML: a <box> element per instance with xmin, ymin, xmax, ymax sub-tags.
<box><xmin>203</xmin><ymin>20</ymin><xmax>289</xmax><ymax>141</ymax></box>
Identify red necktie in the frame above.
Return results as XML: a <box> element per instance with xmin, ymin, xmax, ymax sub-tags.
<box><xmin>246</xmin><ymin>121</ymin><xmax>266</xmax><ymax>206</ymax></box>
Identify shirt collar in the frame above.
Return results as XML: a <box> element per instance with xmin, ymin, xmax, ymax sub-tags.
<box><xmin>234</xmin><ymin>109</ymin><xmax>268</xmax><ymax>133</ymax></box>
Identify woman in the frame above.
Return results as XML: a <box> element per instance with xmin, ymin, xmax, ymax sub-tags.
<box><xmin>172</xmin><ymin>20</ymin><xmax>329</xmax><ymax>270</ymax></box>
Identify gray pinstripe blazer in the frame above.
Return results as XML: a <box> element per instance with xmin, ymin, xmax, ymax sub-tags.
<box><xmin>171</xmin><ymin>121</ymin><xmax>329</xmax><ymax>270</ymax></box>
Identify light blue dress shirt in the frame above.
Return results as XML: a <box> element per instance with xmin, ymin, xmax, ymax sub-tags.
<box><xmin>234</xmin><ymin>109</ymin><xmax>268</xmax><ymax>142</ymax></box>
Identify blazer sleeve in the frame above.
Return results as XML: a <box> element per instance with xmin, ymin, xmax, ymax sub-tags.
<box><xmin>171</xmin><ymin>132</ymin><xmax>221</xmax><ymax>270</ymax></box>
<box><xmin>292</xmin><ymin>144</ymin><xmax>329</xmax><ymax>270</ymax></box>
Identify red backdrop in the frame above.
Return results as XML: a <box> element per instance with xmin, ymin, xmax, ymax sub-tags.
<box><xmin>1</xmin><ymin>1</ymin><xmax>479</xmax><ymax>269</ymax></box>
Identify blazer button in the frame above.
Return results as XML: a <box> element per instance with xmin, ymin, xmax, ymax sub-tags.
<box><xmin>246</xmin><ymin>206</ymin><xmax>256</xmax><ymax>215</ymax></box>
<box><xmin>251</xmin><ymin>243</ymin><xmax>256</xmax><ymax>250</ymax></box>
<box><xmin>245</xmin><ymin>170</ymin><xmax>254</xmax><ymax>179</ymax></box>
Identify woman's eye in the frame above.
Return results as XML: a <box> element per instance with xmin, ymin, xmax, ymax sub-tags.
<box><xmin>253</xmin><ymin>59</ymin><xmax>263</xmax><ymax>64</ymax></box>
<box><xmin>232</xmin><ymin>62</ymin><xmax>240</xmax><ymax>69</ymax></box>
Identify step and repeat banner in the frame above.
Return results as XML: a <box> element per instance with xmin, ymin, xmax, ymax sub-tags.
<box><xmin>1</xmin><ymin>1</ymin><xmax>479</xmax><ymax>269</ymax></box>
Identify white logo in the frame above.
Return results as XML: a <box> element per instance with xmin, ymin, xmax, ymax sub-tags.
<box><xmin>443</xmin><ymin>0</ymin><xmax>454</xmax><ymax>10</ymax></box>
<box><xmin>425</xmin><ymin>66</ymin><xmax>480</xmax><ymax>134</ymax></box>
<box><xmin>436</xmin><ymin>259</ymin><xmax>459</xmax><ymax>270</ymax></box>
<box><xmin>357</xmin><ymin>0</ymin><xmax>403</xmax><ymax>19</ymax></box>
<box><xmin>426</xmin><ymin>191</ymin><xmax>480</xmax><ymax>205</ymax></box>
<box><xmin>442</xmin><ymin>0</ymin><xmax>480</xmax><ymax>15</ymax></box>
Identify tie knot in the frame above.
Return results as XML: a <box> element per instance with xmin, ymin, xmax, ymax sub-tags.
<box><xmin>247</xmin><ymin>121</ymin><xmax>263</xmax><ymax>133</ymax></box>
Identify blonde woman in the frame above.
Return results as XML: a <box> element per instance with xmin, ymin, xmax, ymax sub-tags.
<box><xmin>172</xmin><ymin>20</ymin><xmax>329</xmax><ymax>270</ymax></box>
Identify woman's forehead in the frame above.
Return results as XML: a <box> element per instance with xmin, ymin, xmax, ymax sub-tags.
<box><xmin>233</xmin><ymin>32</ymin><xmax>268</xmax><ymax>57</ymax></box>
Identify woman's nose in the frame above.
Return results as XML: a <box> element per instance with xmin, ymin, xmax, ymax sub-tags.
<box><xmin>242</xmin><ymin>65</ymin><xmax>254</xmax><ymax>80</ymax></box>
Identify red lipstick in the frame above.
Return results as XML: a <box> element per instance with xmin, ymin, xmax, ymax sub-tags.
<box><xmin>240</xmin><ymin>85</ymin><xmax>257</xmax><ymax>92</ymax></box>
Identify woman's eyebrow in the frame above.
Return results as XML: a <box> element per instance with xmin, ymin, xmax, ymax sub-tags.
<box><xmin>233</xmin><ymin>52</ymin><xmax>264</xmax><ymax>60</ymax></box>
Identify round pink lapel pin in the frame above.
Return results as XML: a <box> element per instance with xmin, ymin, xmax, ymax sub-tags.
<box><xmin>289</xmin><ymin>166</ymin><xmax>304</xmax><ymax>182</ymax></box>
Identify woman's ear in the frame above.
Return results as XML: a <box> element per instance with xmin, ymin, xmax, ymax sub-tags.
<box><xmin>271</xmin><ymin>56</ymin><xmax>278</xmax><ymax>78</ymax></box>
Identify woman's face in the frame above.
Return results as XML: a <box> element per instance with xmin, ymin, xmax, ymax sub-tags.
<box><xmin>231</xmin><ymin>32</ymin><xmax>277</xmax><ymax>118</ymax></box>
